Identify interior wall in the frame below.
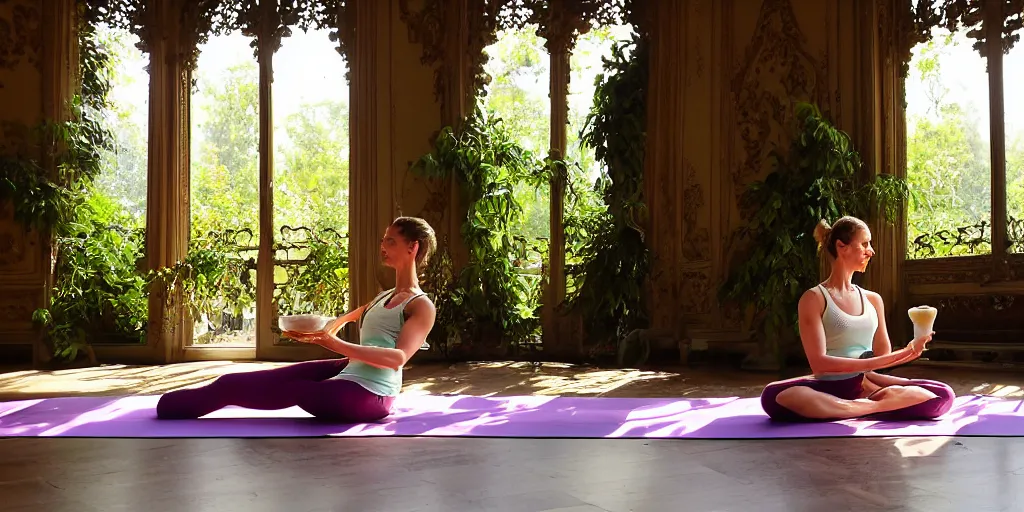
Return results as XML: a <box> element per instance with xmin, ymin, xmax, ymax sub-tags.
<box><xmin>0</xmin><ymin>0</ymin><xmax>48</xmax><ymax>359</ymax></box>
<box><xmin>645</xmin><ymin>0</ymin><xmax>887</xmax><ymax>349</ymax></box>
<box><xmin>348</xmin><ymin>0</ymin><xmax>446</xmax><ymax>301</ymax></box>
<box><xmin>0</xmin><ymin>0</ymin><xmax>905</xmax><ymax>364</ymax></box>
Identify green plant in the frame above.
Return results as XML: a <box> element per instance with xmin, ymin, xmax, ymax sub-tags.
<box><xmin>0</xmin><ymin>4</ymin><xmax>359</xmax><ymax>362</ymax></box>
<box><xmin>4</xmin><ymin>18</ymin><xmax>138</xmax><ymax>362</ymax></box>
<box><xmin>719</xmin><ymin>102</ymin><xmax>908</xmax><ymax>360</ymax></box>
<box><xmin>411</xmin><ymin>108</ymin><xmax>551</xmax><ymax>353</ymax></box>
<box><xmin>561</xmin><ymin>32</ymin><xmax>651</xmax><ymax>352</ymax></box>
<box><xmin>419</xmin><ymin>237</ymin><xmax>458</xmax><ymax>355</ymax></box>
<box><xmin>277</xmin><ymin>234</ymin><xmax>350</xmax><ymax>317</ymax></box>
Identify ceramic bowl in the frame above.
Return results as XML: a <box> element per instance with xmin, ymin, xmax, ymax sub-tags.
<box><xmin>278</xmin><ymin>314</ymin><xmax>332</xmax><ymax>333</ymax></box>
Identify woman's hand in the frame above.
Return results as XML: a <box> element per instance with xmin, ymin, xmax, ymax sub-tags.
<box><xmin>908</xmin><ymin>332</ymin><xmax>934</xmax><ymax>355</ymax></box>
<box><xmin>282</xmin><ymin>330</ymin><xmax>336</xmax><ymax>346</ymax></box>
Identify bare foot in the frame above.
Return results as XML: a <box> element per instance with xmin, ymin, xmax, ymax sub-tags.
<box><xmin>776</xmin><ymin>386</ymin><xmax>882</xmax><ymax>420</ymax></box>
<box><xmin>867</xmin><ymin>385</ymin><xmax>938</xmax><ymax>414</ymax></box>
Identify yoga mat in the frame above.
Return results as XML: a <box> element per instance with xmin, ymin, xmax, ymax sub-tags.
<box><xmin>1</xmin><ymin>393</ymin><xmax>1022</xmax><ymax>439</ymax></box>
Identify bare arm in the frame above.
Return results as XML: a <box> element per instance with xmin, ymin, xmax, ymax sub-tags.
<box><xmin>295</xmin><ymin>297</ymin><xmax>436</xmax><ymax>371</ymax></box>
<box><xmin>799</xmin><ymin>289</ymin><xmax>926</xmax><ymax>375</ymax></box>
<box><xmin>323</xmin><ymin>304</ymin><xmax>368</xmax><ymax>336</ymax></box>
<box><xmin>866</xmin><ymin>291</ymin><xmax>893</xmax><ymax>356</ymax></box>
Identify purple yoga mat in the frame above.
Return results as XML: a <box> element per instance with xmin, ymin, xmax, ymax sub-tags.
<box><xmin>1</xmin><ymin>393</ymin><xmax>1022</xmax><ymax>439</ymax></box>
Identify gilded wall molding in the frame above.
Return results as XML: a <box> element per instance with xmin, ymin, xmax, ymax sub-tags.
<box><xmin>80</xmin><ymin>0</ymin><xmax>354</xmax><ymax>73</ymax></box>
<box><xmin>729</xmin><ymin>0</ymin><xmax>828</xmax><ymax>205</ymax></box>
<box><xmin>0</xmin><ymin>0</ymin><xmax>42</xmax><ymax>89</ymax></box>
<box><xmin>398</xmin><ymin>0</ymin><xmax>445</xmax><ymax>103</ymax></box>
<box><xmin>900</xmin><ymin>0</ymin><xmax>1024</xmax><ymax>77</ymax></box>
<box><xmin>79</xmin><ymin>1</ymin><xmax>152</xmax><ymax>55</ymax></box>
<box><xmin>398</xmin><ymin>0</ymin><xmax>633</xmax><ymax>119</ymax></box>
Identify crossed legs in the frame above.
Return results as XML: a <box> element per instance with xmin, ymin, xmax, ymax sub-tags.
<box><xmin>761</xmin><ymin>372</ymin><xmax>955</xmax><ymax>422</ymax></box>
<box><xmin>156</xmin><ymin>359</ymin><xmax>396</xmax><ymax>422</ymax></box>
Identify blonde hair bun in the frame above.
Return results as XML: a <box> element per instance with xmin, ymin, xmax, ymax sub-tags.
<box><xmin>813</xmin><ymin>219</ymin><xmax>832</xmax><ymax>249</ymax></box>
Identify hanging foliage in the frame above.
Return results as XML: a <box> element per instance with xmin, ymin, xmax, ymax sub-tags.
<box><xmin>411</xmin><ymin>108</ymin><xmax>552</xmax><ymax>354</ymax></box>
<box><xmin>719</xmin><ymin>102</ymin><xmax>909</xmax><ymax>362</ymax></box>
<box><xmin>561</xmin><ymin>31</ymin><xmax>650</xmax><ymax>352</ymax></box>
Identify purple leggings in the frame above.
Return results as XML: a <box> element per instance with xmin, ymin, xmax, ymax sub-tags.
<box><xmin>760</xmin><ymin>373</ymin><xmax>955</xmax><ymax>422</ymax></box>
<box><xmin>156</xmin><ymin>359</ymin><xmax>396</xmax><ymax>422</ymax></box>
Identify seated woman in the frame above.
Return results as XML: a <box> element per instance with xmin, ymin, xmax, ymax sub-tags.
<box><xmin>156</xmin><ymin>217</ymin><xmax>437</xmax><ymax>423</ymax></box>
<box><xmin>760</xmin><ymin>216</ymin><xmax>955</xmax><ymax>422</ymax></box>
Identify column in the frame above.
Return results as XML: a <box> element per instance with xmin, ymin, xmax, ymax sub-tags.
<box><xmin>143</xmin><ymin>0</ymin><xmax>191</xmax><ymax>363</ymax></box>
<box><xmin>348</xmin><ymin>0</ymin><xmax>395</xmax><ymax>312</ymax></box>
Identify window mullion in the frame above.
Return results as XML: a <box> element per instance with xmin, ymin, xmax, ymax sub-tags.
<box><xmin>986</xmin><ymin>0</ymin><xmax>1008</xmax><ymax>261</ymax></box>
<box><xmin>255</xmin><ymin>0</ymin><xmax>277</xmax><ymax>358</ymax></box>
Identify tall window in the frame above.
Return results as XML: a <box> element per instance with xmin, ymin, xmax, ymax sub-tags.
<box><xmin>271</xmin><ymin>26</ymin><xmax>351</xmax><ymax>332</ymax></box>
<box><xmin>188</xmin><ymin>24</ymin><xmax>351</xmax><ymax>351</ymax></box>
<box><xmin>481</xmin><ymin>24</ymin><xmax>551</xmax><ymax>263</ymax></box>
<box><xmin>190</xmin><ymin>31</ymin><xmax>260</xmax><ymax>347</ymax></box>
<box><xmin>480</xmin><ymin>22</ymin><xmax>633</xmax><ymax>271</ymax></box>
<box><xmin>905</xmin><ymin>5</ymin><xmax>1023</xmax><ymax>260</ymax></box>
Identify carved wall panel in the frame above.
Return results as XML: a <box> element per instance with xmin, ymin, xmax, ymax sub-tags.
<box><xmin>0</xmin><ymin>0</ymin><xmax>42</xmax><ymax>97</ymax></box>
<box><xmin>719</xmin><ymin>0</ymin><xmax>842</xmax><ymax>332</ymax></box>
<box><xmin>677</xmin><ymin>0</ymin><xmax>714</xmax><ymax>326</ymax></box>
<box><xmin>0</xmin><ymin>286</ymin><xmax>43</xmax><ymax>342</ymax></box>
<box><xmin>904</xmin><ymin>292</ymin><xmax>1024</xmax><ymax>342</ymax></box>
<box><xmin>0</xmin><ymin>205</ymin><xmax>43</xmax><ymax>279</ymax></box>
<box><xmin>646</xmin><ymin>0</ymin><xmax>880</xmax><ymax>340</ymax></box>
<box><xmin>0</xmin><ymin>0</ymin><xmax>46</xmax><ymax>350</ymax></box>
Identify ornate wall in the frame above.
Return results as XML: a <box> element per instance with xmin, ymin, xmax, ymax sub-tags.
<box><xmin>348</xmin><ymin>0</ymin><xmax>447</xmax><ymax>302</ymax></box>
<box><xmin>6</xmin><ymin>0</ymin><xmax>1011</xmax><ymax>365</ymax></box>
<box><xmin>643</xmin><ymin>0</ymin><xmax>900</xmax><ymax>355</ymax></box>
<box><xmin>0</xmin><ymin>0</ymin><xmax>64</xmax><ymax>362</ymax></box>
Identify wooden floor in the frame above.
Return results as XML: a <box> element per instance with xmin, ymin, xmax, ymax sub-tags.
<box><xmin>2</xmin><ymin>436</ymin><xmax>1021</xmax><ymax>511</ymax></box>
<box><xmin>3</xmin><ymin>361</ymin><xmax>1024</xmax><ymax>511</ymax></box>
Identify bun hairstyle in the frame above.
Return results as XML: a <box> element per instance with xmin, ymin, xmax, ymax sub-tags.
<box><xmin>814</xmin><ymin>216</ymin><xmax>868</xmax><ymax>259</ymax></box>
<box><xmin>390</xmin><ymin>216</ymin><xmax>437</xmax><ymax>268</ymax></box>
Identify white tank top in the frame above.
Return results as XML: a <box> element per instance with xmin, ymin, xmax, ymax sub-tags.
<box><xmin>816</xmin><ymin>284</ymin><xmax>878</xmax><ymax>380</ymax></box>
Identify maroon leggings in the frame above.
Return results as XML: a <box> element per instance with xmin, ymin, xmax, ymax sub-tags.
<box><xmin>156</xmin><ymin>359</ymin><xmax>395</xmax><ymax>422</ymax></box>
<box><xmin>760</xmin><ymin>373</ymin><xmax>955</xmax><ymax>422</ymax></box>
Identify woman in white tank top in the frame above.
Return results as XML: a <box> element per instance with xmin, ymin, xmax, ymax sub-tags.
<box><xmin>760</xmin><ymin>216</ymin><xmax>956</xmax><ymax>422</ymax></box>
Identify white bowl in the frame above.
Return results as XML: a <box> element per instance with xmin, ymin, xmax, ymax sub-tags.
<box><xmin>278</xmin><ymin>314</ymin><xmax>332</xmax><ymax>333</ymax></box>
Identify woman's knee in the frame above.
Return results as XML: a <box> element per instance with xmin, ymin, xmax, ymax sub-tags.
<box><xmin>914</xmin><ymin>381</ymin><xmax>956</xmax><ymax>417</ymax></box>
<box><xmin>305</xmin><ymin>404</ymin><xmax>390</xmax><ymax>423</ymax></box>
<box><xmin>873</xmin><ymin>383</ymin><xmax>955</xmax><ymax>419</ymax></box>
<box><xmin>764</xmin><ymin>386</ymin><xmax>818</xmax><ymax>420</ymax></box>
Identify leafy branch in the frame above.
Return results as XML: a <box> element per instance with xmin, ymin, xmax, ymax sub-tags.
<box><xmin>719</xmin><ymin>102</ymin><xmax>908</xmax><ymax>358</ymax></box>
<box><xmin>562</xmin><ymin>31</ymin><xmax>651</xmax><ymax>352</ymax></box>
<box><xmin>411</xmin><ymin>108</ymin><xmax>551</xmax><ymax>354</ymax></box>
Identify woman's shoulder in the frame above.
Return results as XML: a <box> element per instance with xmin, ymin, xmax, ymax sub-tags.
<box><xmin>858</xmin><ymin>286</ymin><xmax>884</xmax><ymax>307</ymax></box>
<box><xmin>401</xmin><ymin>288</ymin><xmax>434</xmax><ymax>307</ymax></box>
<box><xmin>798</xmin><ymin>286</ymin><xmax>826</xmax><ymax>310</ymax></box>
<box><xmin>403</xmin><ymin>291</ymin><xmax>436</xmax><ymax>319</ymax></box>
<box><xmin>801</xmin><ymin>284</ymin><xmax>826</xmax><ymax>300</ymax></box>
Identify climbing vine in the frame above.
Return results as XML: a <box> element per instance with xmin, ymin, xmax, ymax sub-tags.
<box><xmin>2</xmin><ymin>4</ymin><xmax>353</xmax><ymax>362</ymax></box>
<box><xmin>412</xmin><ymin>108</ymin><xmax>551</xmax><ymax>354</ymax></box>
<box><xmin>561</xmin><ymin>31</ymin><xmax>650</xmax><ymax>353</ymax></box>
<box><xmin>0</xmin><ymin>16</ymin><xmax>132</xmax><ymax>361</ymax></box>
<box><xmin>719</xmin><ymin>102</ymin><xmax>909</xmax><ymax>362</ymax></box>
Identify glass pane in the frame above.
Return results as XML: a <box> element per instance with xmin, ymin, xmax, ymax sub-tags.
<box><xmin>78</xmin><ymin>23</ymin><xmax>150</xmax><ymax>344</ymax></box>
<box><xmin>565</xmin><ymin>24</ymin><xmax>633</xmax><ymax>295</ymax></box>
<box><xmin>482</xmin><ymin>24</ymin><xmax>551</xmax><ymax>270</ymax></box>
<box><xmin>905</xmin><ymin>27</ymin><xmax>992</xmax><ymax>259</ymax></box>
<box><xmin>1005</xmin><ymin>37</ymin><xmax>1024</xmax><ymax>253</ymax></box>
<box><xmin>189</xmin><ymin>32</ymin><xmax>259</xmax><ymax>347</ymax></box>
<box><xmin>271</xmin><ymin>27</ymin><xmax>351</xmax><ymax>342</ymax></box>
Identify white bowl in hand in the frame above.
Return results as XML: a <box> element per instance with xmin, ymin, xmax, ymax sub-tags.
<box><xmin>278</xmin><ymin>314</ymin><xmax>333</xmax><ymax>334</ymax></box>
